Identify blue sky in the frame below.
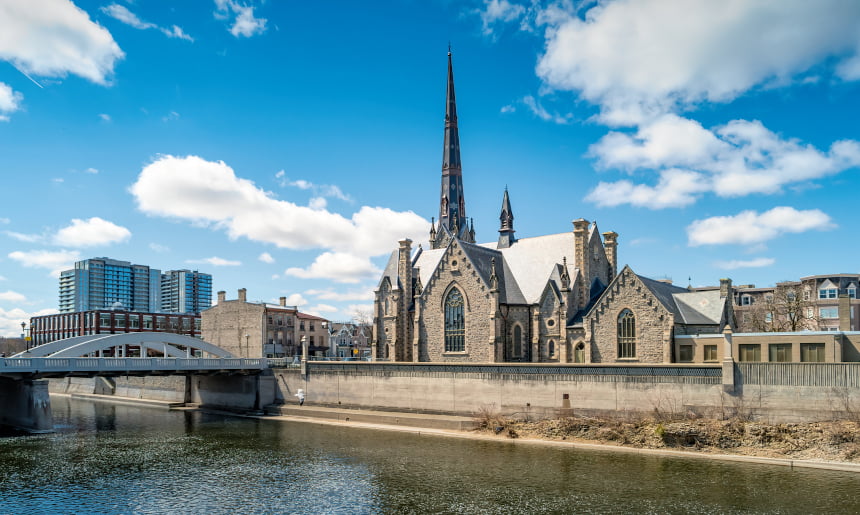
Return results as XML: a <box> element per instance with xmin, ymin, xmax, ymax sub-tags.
<box><xmin>2</xmin><ymin>0</ymin><xmax>860</xmax><ymax>336</ymax></box>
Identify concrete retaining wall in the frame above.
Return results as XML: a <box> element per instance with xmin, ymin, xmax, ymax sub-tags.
<box><xmin>273</xmin><ymin>362</ymin><xmax>860</xmax><ymax>423</ymax></box>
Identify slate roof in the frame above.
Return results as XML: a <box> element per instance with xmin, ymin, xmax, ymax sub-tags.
<box><xmin>637</xmin><ymin>273</ymin><xmax>726</xmax><ymax>326</ymax></box>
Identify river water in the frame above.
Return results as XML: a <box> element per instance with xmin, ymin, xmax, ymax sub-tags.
<box><xmin>1</xmin><ymin>397</ymin><xmax>859</xmax><ymax>514</ymax></box>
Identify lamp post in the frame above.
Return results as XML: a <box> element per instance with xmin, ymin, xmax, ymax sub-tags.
<box><xmin>21</xmin><ymin>321</ymin><xmax>29</xmax><ymax>351</ymax></box>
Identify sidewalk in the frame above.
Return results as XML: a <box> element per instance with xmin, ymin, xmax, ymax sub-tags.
<box><xmin>265</xmin><ymin>404</ymin><xmax>476</xmax><ymax>431</ymax></box>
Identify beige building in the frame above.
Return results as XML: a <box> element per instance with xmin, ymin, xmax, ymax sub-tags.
<box><xmin>202</xmin><ymin>288</ymin><xmax>329</xmax><ymax>358</ymax></box>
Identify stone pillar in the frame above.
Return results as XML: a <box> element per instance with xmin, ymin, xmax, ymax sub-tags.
<box><xmin>839</xmin><ymin>294</ymin><xmax>851</xmax><ymax>332</ymax></box>
<box><xmin>721</xmin><ymin>326</ymin><xmax>735</xmax><ymax>393</ymax></box>
<box><xmin>602</xmin><ymin>231</ymin><xmax>618</xmax><ymax>281</ymax></box>
<box><xmin>531</xmin><ymin>308</ymin><xmax>541</xmax><ymax>363</ymax></box>
<box><xmin>397</xmin><ymin>239</ymin><xmax>413</xmax><ymax>362</ymax></box>
<box><xmin>301</xmin><ymin>335</ymin><xmax>308</xmax><ymax>377</ymax></box>
<box><xmin>412</xmin><ymin>297</ymin><xmax>422</xmax><ymax>363</ymax></box>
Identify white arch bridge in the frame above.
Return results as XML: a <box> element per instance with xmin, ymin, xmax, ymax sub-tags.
<box><xmin>2</xmin><ymin>333</ymin><xmax>265</xmax><ymax>379</ymax></box>
<box><xmin>0</xmin><ymin>334</ymin><xmax>272</xmax><ymax>433</ymax></box>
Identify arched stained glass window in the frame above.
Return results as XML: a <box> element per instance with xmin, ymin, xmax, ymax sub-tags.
<box><xmin>444</xmin><ymin>288</ymin><xmax>465</xmax><ymax>352</ymax></box>
<box><xmin>617</xmin><ymin>309</ymin><xmax>636</xmax><ymax>359</ymax></box>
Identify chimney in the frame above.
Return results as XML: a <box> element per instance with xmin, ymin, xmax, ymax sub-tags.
<box><xmin>602</xmin><ymin>231</ymin><xmax>618</xmax><ymax>281</ymax></box>
<box><xmin>238</xmin><ymin>288</ymin><xmax>247</xmax><ymax>302</ymax></box>
<box><xmin>217</xmin><ymin>291</ymin><xmax>226</xmax><ymax>303</ymax></box>
<box><xmin>279</xmin><ymin>296</ymin><xmax>287</xmax><ymax>306</ymax></box>
<box><xmin>719</xmin><ymin>278</ymin><xmax>732</xmax><ymax>299</ymax></box>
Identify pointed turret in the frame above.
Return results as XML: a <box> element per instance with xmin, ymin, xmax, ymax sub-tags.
<box><xmin>433</xmin><ymin>49</ymin><xmax>473</xmax><ymax>249</ymax></box>
<box><xmin>497</xmin><ymin>188</ymin><xmax>516</xmax><ymax>249</ymax></box>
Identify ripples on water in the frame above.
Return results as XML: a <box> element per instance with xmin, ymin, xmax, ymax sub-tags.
<box><xmin>0</xmin><ymin>397</ymin><xmax>859</xmax><ymax>514</ymax></box>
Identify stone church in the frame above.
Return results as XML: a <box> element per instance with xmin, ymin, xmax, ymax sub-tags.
<box><xmin>372</xmin><ymin>52</ymin><xmax>734</xmax><ymax>364</ymax></box>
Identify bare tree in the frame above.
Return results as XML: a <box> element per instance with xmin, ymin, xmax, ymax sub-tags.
<box><xmin>740</xmin><ymin>282</ymin><xmax>818</xmax><ymax>332</ymax></box>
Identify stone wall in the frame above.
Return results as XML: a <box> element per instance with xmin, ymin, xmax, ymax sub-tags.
<box><xmin>586</xmin><ymin>267</ymin><xmax>673</xmax><ymax>363</ymax></box>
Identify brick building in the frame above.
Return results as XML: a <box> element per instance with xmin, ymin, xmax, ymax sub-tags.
<box><xmin>29</xmin><ymin>310</ymin><xmax>201</xmax><ymax>347</ymax></box>
<box><xmin>201</xmin><ymin>288</ymin><xmax>330</xmax><ymax>358</ymax></box>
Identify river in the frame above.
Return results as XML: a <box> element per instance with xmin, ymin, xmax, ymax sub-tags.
<box><xmin>0</xmin><ymin>397</ymin><xmax>859</xmax><ymax>514</ymax></box>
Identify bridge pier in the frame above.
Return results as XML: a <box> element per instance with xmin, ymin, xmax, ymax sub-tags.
<box><xmin>188</xmin><ymin>372</ymin><xmax>276</xmax><ymax>412</ymax></box>
<box><xmin>0</xmin><ymin>378</ymin><xmax>53</xmax><ymax>432</ymax></box>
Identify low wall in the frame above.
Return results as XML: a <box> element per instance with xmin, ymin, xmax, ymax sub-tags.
<box><xmin>273</xmin><ymin>362</ymin><xmax>860</xmax><ymax>423</ymax></box>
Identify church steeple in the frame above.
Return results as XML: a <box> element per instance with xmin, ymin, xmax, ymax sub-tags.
<box><xmin>497</xmin><ymin>187</ymin><xmax>516</xmax><ymax>249</ymax></box>
<box><xmin>433</xmin><ymin>49</ymin><xmax>473</xmax><ymax>249</ymax></box>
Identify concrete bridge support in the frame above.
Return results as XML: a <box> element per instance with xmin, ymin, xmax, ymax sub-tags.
<box><xmin>187</xmin><ymin>372</ymin><xmax>277</xmax><ymax>412</ymax></box>
<box><xmin>0</xmin><ymin>378</ymin><xmax>53</xmax><ymax>432</ymax></box>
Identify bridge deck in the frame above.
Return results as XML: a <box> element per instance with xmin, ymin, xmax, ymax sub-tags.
<box><xmin>0</xmin><ymin>357</ymin><xmax>266</xmax><ymax>379</ymax></box>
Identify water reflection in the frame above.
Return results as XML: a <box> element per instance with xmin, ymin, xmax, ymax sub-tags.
<box><xmin>0</xmin><ymin>397</ymin><xmax>857</xmax><ymax>514</ymax></box>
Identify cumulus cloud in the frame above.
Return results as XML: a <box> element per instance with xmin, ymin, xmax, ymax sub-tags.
<box><xmin>282</xmin><ymin>293</ymin><xmax>306</xmax><ymax>307</ymax></box>
<box><xmin>130</xmin><ymin>155</ymin><xmax>428</xmax><ymax>282</ymax></box>
<box><xmin>149</xmin><ymin>242</ymin><xmax>169</xmax><ymax>253</ymax></box>
<box><xmin>285</xmin><ymin>252</ymin><xmax>380</xmax><ymax>284</ymax></box>
<box><xmin>0</xmin><ymin>0</ymin><xmax>124</xmax><ymax>84</ymax></box>
<box><xmin>258</xmin><ymin>252</ymin><xmax>274</xmax><ymax>263</ymax></box>
<box><xmin>0</xmin><ymin>307</ymin><xmax>56</xmax><ymax>337</ymax></box>
<box><xmin>275</xmin><ymin>170</ymin><xmax>352</xmax><ymax>202</ymax></box>
<box><xmin>586</xmin><ymin>115</ymin><xmax>860</xmax><ymax>208</ymax></box>
<box><xmin>0</xmin><ymin>82</ymin><xmax>23</xmax><ymax>121</ymax></box>
<box><xmin>714</xmin><ymin>257</ymin><xmax>776</xmax><ymax>270</ymax></box>
<box><xmin>101</xmin><ymin>4</ymin><xmax>193</xmax><ymax>41</ymax></box>
<box><xmin>687</xmin><ymin>207</ymin><xmax>835</xmax><ymax>246</ymax></box>
<box><xmin>8</xmin><ymin>249</ymin><xmax>81</xmax><ymax>276</ymax></box>
<box><xmin>534</xmin><ymin>0</ymin><xmax>860</xmax><ymax>125</ymax></box>
<box><xmin>214</xmin><ymin>0</ymin><xmax>267</xmax><ymax>38</ymax></box>
<box><xmin>5</xmin><ymin>231</ymin><xmax>42</xmax><ymax>243</ymax></box>
<box><xmin>52</xmin><ymin>217</ymin><xmax>131</xmax><ymax>247</ymax></box>
<box><xmin>186</xmin><ymin>256</ymin><xmax>241</xmax><ymax>266</ymax></box>
<box><xmin>0</xmin><ymin>290</ymin><xmax>26</xmax><ymax>303</ymax></box>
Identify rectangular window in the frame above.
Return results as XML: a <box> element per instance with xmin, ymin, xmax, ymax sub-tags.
<box><xmin>100</xmin><ymin>314</ymin><xmax>111</xmax><ymax>328</ymax></box>
<box><xmin>115</xmin><ymin>315</ymin><xmax>126</xmax><ymax>328</ymax></box>
<box><xmin>678</xmin><ymin>345</ymin><xmax>693</xmax><ymax>362</ymax></box>
<box><xmin>300</xmin><ymin>321</ymin><xmax>305</xmax><ymax>331</ymax></box>
<box><xmin>849</xmin><ymin>288</ymin><xmax>857</xmax><ymax>299</ymax></box>
<box><xmin>820</xmin><ymin>307</ymin><xmax>838</xmax><ymax>319</ymax></box>
<box><xmin>765</xmin><ymin>313</ymin><xmax>773</xmax><ymax>323</ymax></box>
<box><xmin>807</xmin><ymin>308</ymin><xmax>814</xmax><ymax>319</ymax></box>
<box><xmin>704</xmin><ymin>345</ymin><xmax>718</xmax><ymax>362</ymax></box>
<box><xmin>820</xmin><ymin>288</ymin><xmax>838</xmax><ymax>299</ymax></box>
<box><xmin>129</xmin><ymin>316</ymin><xmax>140</xmax><ymax>329</ymax></box>
<box><xmin>801</xmin><ymin>343</ymin><xmax>825</xmax><ymax>363</ymax></box>
<box><xmin>741</xmin><ymin>296</ymin><xmax>752</xmax><ymax>306</ymax></box>
<box><xmin>143</xmin><ymin>315</ymin><xmax>153</xmax><ymax>329</ymax></box>
<box><xmin>310</xmin><ymin>323</ymin><xmax>315</xmax><ymax>331</ymax></box>
<box><xmin>769</xmin><ymin>343</ymin><xmax>792</xmax><ymax>363</ymax></box>
<box><xmin>738</xmin><ymin>344</ymin><xmax>761</xmax><ymax>362</ymax></box>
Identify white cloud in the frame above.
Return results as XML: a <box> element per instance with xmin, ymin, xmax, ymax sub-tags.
<box><xmin>714</xmin><ymin>257</ymin><xmax>776</xmax><ymax>270</ymax></box>
<box><xmin>8</xmin><ymin>249</ymin><xmax>81</xmax><ymax>276</ymax></box>
<box><xmin>214</xmin><ymin>0</ymin><xmax>267</xmax><ymax>38</ymax></box>
<box><xmin>187</xmin><ymin>256</ymin><xmax>241</xmax><ymax>266</ymax></box>
<box><xmin>101</xmin><ymin>4</ymin><xmax>193</xmax><ymax>41</ymax></box>
<box><xmin>285</xmin><ymin>252</ymin><xmax>380</xmax><ymax>284</ymax></box>
<box><xmin>0</xmin><ymin>82</ymin><xmax>23</xmax><ymax>121</ymax></box>
<box><xmin>0</xmin><ymin>307</ymin><xmax>56</xmax><ymax>337</ymax></box>
<box><xmin>304</xmin><ymin>288</ymin><xmax>374</xmax><ymax>302</ymax></box>
<box><xmin>282</xmin><ymin>293</ymin><xmax>306</xmax><ymax>307</ymax></box>
<box><xmin>304</xmin><ymin>303</ymin><xmax>338</xmax><ymax>315</ymax></box>
<box><xmin>500</xmin><ymin>104</ymin><xmax>515</xmax><ymax>114</ymax></box>
<box><xmin>0</xmin><ymin>290</ymin><xmax>26</xmax><ymax>303</ymax></box>
<box><xmin>309</xmin><ymin>197</ymin><xmax>327</xmax><ymax>210</ymax></box>
<box><xmin>687</xmin><ymin>207</ymin><xmax>835</xmax><ymax>246</ymax></box>
<box><xmin>5</xmin><ymin>231</ymin><xmax>43</xmax><ymax>243</ymax></box>
<box><xmin>52</xmin><ymin>217</ymin><xmax>131</xmax><ymax>247</ymax></box>
<box><xmin>258</xmin><ymin>252</ymin><xmax>274</xmax><ymax>263</ymax></box>
<box><xmin>149</xmin><ymin>242</ymin><xmax>169</xmax><ymax>253</ymax></box>
<box><xmin>130</xmin><ymin>155</ymin><xmax>428</xmax><ymax>282</ymax></box>
<box><xmin>586</xmin><ymin>115</ymin><xmax>860</xmax><ymax>208</ymax></box>
<box><xmin>99</xmin><ymin>113</ymin><xmax>111</xmax><ymax>122</ymax></box>
<box><xmin>276</xmin><ymin>171</ymin><xmax>352</xmax><ymax>202</ymax></box>
<box><xmin>534</xmin><ymin>0</ymin><xmax>860</xmax><ymax>124</ymax></box>
<box><xmin>477</xmin><ymin>0</ymin><xmax>526</xmax><ymax>36</ymax></box>
<box><xmin>522</xmin><ymin>95</ymin><xmax>572</xmax><ymax>124</ymax></box>
<box><xmin>84</xmin><ymin>167</ymin><xmax>99</xmax><ymax>174</ymax></box>
<box><xmin>0</xmin><ymin>0</ymin><xmax>124</xmax><ymax>84</ymax></box>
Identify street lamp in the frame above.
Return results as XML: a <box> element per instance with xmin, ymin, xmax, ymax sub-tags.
<box><xmin>20</xmin><ymin>321</ymin><xmax>29</xmax><ymax>351</ymax></box>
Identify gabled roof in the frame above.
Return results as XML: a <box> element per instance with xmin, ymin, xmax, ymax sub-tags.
<box><xmin>671</xmin><ymin>290</ymin><xmax>725</xmax><ymax>325</ymax></box>
<box><xmin>377</xmin><ymin>250</ymin><xmax>399</xmax><ymax>290</ymax></box>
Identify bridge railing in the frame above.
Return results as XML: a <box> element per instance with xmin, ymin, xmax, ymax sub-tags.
<box><xmin>0</xmin><ymin>357</ymin><xmax>266</xmax><ymax>374</ymax></box>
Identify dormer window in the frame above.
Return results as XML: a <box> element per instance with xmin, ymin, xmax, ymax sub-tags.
<box><xmin>848</xmin><ymin>284</ymin><xmax>857</xmax><ymax>299</ymax></box>
<box><xmin>819</xmin><ymin>288</ymin><xmax>837</xmax><ymax>299</ymax></box>
<box><xmin>740</xmin><ymin>295</ymin><xmax>752</xmax><ymax>306</ymax></box>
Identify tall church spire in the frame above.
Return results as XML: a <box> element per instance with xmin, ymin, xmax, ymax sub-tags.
<box><xmin>433</xmin><ymin>49</ymin><xmax>473</xmax><ymax>249</ymax></box>
<box><xmin>497</xmin><ymin>187</ymin><xmax>516</xmax><ymax>249</ymax></box>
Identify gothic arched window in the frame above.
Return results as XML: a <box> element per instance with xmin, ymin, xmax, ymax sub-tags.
<box><xmin>617</xmin><ymin>309</ymin><xmax>636</xmax><ymax>359</ymax></box>
<box><xmin>444</xmin><ymin>288</ymin><xmax>465</xmax><ymax>352</ymax></box>
<box><xmin>513</xmin><ymin>324</ymin><xmax>523</xmax><ymax>358</ymax></box>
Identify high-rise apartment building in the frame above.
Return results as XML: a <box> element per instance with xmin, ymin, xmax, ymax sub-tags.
<box><xmin>58</xmin><ymin>258</ymin><xmax>212</xmax><ymax>315</ymax></box>
<box><xmin>160</xmin><ymin>269</ymin><xmax>213</xmax><ymax>314</ymax></box>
